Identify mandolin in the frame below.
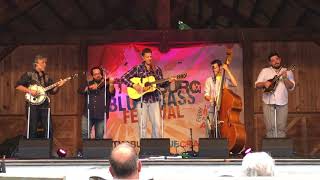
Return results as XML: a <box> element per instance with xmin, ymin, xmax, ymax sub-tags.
<box><xmin>264</xmin><ymin>65</ymin><xmax>295</xmax><ymax>93</ymax></box>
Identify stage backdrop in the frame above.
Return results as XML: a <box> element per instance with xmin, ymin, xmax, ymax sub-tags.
<box><xmin>88</xmin><ymin>43</ymin><xmax>243</xmax><ymax>153</ymax></box>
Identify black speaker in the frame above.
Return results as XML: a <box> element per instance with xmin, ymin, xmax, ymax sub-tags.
<box><xmin>82</xmin><ymin>139</ymin><xmax>113</xmax><ymax>159</ymax></box>
<box><xmin>262</xmin><ymin>138</ymin><xmax>293</xmax><ymax>157</ymax></box>
<box><xmin>0</xmin><ymin>135</ymin><xmax>24</xmax><ymax>158</ymax></box>
<box><xmin>15</xmin><ymin>138</ymin><xmax>52</xmax><ymax>159</ymax></box>
<box><xmin>139</xmin><ymin>138</ymin><xmax>170</xmax><ymax>157</ymax></box>
<box><xmin>198</xmin><ymin>138</ymin><xmax>229</xmax><ymax>158</ymax></box>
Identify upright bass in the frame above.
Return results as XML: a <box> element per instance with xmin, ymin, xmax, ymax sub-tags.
<box><xmin>212</xmin><ymin>48</ymin><xmax>246</xmax><ymax>154</ymax></box>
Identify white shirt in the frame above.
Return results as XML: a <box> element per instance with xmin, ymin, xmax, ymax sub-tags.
<box><xmin>204</xmin><ymin>75</ymin><xmax>232</xmax><ymax>104</ymax></box>
<box><xmin>255</xmin><ymin>67</ymin><xmax>295</xmax><ymax>105</ymax></box>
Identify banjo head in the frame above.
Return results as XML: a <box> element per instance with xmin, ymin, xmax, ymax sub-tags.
<box><xmin>25</xmin><ymin>85</ymin><xmax>47</xmax><ymax>105</ymax></box>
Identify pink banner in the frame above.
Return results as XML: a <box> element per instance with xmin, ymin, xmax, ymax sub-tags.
<box><xmin>88</xmin><ymin>43</ymin><xmax>243</xmax><ymax>153</ymax></box>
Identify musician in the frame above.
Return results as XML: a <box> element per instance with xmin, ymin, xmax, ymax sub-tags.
<box><xmin>255</xmin><ymin>52</ymin><xmax>295</xmax><ymax>138</ymax></box>
<box><xmin>121</xmin><ymin>48</ymin><xmax>175</xmax><ymax>138</ymax></box>
<box><xmin>15</xmin><ymin>55</ymin><xmax>66</xmax><ymax>139</ymax></box>
<box><xmin>78</xmin><ymin>67</ymin><xmax>115</xmax><ymax>139</ymax></box>
<box><xmin>204</xmin><ymin>59</ymin><xmax>237</xmax><ymax>136</ymax></box>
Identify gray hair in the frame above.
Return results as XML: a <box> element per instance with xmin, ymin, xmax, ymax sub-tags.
<box><xmin>242</xmin><ymin>152</ymin><xmax>275</xmax><ymax>176</ymax></box>
<box><xmin>33</xmin><ymin>55</ymin><xmax>47</xmax><ymax>67</ymax></box>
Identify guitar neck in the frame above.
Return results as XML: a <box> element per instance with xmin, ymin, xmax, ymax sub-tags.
<box><xmin>149</xmin><ymin>78</ymin><xmax>169</xmax><ymax>85</ymax></box>
<box><xmin>44</xmin><ymin>77</ymin><xmax>71</xmax><ymax>92</ymax></box>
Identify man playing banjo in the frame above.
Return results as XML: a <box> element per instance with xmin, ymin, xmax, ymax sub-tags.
<box><xmin>15</xmin><ymin>55</ymin><xmax>66</xmax><ymax>139</ymax></box>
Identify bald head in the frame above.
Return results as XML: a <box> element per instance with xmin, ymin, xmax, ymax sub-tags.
<box><xmin>109</xmin><ymin>143</ymin><xmax>141</xmax><ymax>179</ymax></box>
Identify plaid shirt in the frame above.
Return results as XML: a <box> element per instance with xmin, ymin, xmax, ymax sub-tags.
<box><xmin>121</xmin><ymin>62</ymin><xmax>169</xmax><ymax>103</ymax></box>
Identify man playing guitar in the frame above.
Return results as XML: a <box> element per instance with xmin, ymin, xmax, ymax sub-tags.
<box><xmin>15</xmin><ymin>55</ymin><xmax>66</xmax><ymax>139</ymax></box>
<box><xmin>121</xmin><ymin>48</ymin><xmax>176</xmax><ymax>138</ymax></box>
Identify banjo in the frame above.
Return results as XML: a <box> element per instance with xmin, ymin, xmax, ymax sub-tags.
<box><xmin>25</xmin><ymin>73</ymin><xmax>78</xmax><ymax>105</ymax></box>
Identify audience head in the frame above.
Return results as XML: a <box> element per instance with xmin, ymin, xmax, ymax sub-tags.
<box><xmin>109</xmin><ymin>143</ymin><xmax>141</xmax><ymax>179</ymax></box>
<box><xmin>242</xmin><ymin>152</ymin><xmax>275</xmax><ymax>176</ymax></box>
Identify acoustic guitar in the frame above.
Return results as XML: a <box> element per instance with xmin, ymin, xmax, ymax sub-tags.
<box><xmin>127</xmin><ymin>73</ymin><xmax>187</xmax><ymax>99</ymax></box>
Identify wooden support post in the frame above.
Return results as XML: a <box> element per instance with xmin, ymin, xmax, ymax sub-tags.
<box><xmin>241</xmin><ymin>31</ymin><xmax>255</xmax><ymax>150</ymax></box>
<box><xmin>156</xmin><ymin>0</ymin><xmax>170</xmax><ymax>52</ymax></box>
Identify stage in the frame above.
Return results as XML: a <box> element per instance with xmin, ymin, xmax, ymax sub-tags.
<box><xmin>1</xmin><ymin>158</ymin><xmax>320</xmax><ymax>179</ymax></box>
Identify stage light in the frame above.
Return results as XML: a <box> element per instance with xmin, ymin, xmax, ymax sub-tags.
<box><xmin>178</xmin><ymin>20</ymin><xmax>192</xmax><ymax>30</ymax></box>
<box><xmin>57</xmin><ymin>148</ymin><xmax>67</xmax><ymax>158</ymax></box>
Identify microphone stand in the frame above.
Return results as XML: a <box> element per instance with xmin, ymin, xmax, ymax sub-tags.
<box><xmin>46</xmin><ymin>96</ymin><xmax>51</xmax><ymax>139</ymax></box>
<box><xmin>160</xmin><ymin>91</ymin><xmax>164</xmax><ymax>138</ymax></box>
<box><xmin>27</xmin><ymin>95</ymin><xmax>31</xmax><ymax>139</ymax></box>
<box><xmin>139</xmin><ymin>76</ymin><xmax>144</xmax><ymax>139</ymax></box>
<box><xmin>187</xmin><ymin>128</ymin><xmax>197</xmax><ymax>157</ymax></box>
<box><xmin>103</xmin><ymin>68</ymin><xmax>107</xmax><ymax>139</ymax></box>
<box><xmin>86</xmin><ymin>74</ymin><xmax>90</xmax><ymax>139</ymax></box>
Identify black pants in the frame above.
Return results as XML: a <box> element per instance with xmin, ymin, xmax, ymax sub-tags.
<box><xmin>25</xmin><ymin>102</ymin><xmax>52</xmax><ymax>139</ymax></box>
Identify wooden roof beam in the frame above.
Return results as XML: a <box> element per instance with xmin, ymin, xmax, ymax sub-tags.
<box><xmin>0</xmin><ymin>28</ymin><xmax>319</xmax><ymax>45</ymax></box>
<box><xmin>0</xmin><ymin>0</ymin><xmax>42</xmax><ymax>30</ymax></box>
<box><xmin>210</xmin><ymin>0</ymin><xmax>256</xmax><ymax>28</ymax></box>
<box><xmin>269</xmin><ymin>0</ymin><xmax>287</xmax><ymax>27</ymax></box>
<box><xmin>42</xmin><ymin>0</ymin><xmax>72</xmax><ymax>29</ymax></box>
<box><xmin>73</xmin><ymin>0</ymin><xmax>95</xmax><ymax>27</ymax></box>
<box><xmin>0</xmin><ymin>44</ymin><xmax>17</xmax><ymax>63</ymax></box>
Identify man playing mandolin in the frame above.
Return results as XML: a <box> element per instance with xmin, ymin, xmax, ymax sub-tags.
<box><xmin>255</xmin><ymin>52</ymin><xmax>295</xmax><ymax>138</ymax></box>
<box><xmin>121</xmin><ymin>48</ymin><xmax>176</xmax><ymax>138</ymax></box>
<box><xmin>15</xmin><ymin>55</ymin><xmax>66</xmax><ymax>139</ymax></box>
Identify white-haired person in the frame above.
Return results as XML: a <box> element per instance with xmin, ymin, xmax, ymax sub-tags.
<box><xmin>242</xmin><ymin>152</ymin><xmax>275</xmax><ymax>176</ymax></box>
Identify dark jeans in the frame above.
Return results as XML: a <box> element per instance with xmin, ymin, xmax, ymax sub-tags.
<box><xmin>26</xmin><ymin>104</ymin><xmax>52</xmax><ymax>139</ymax></box>
<box><xmin>81</xmin><ymin>115</ymin><xmax>105</xmax><ymax>139</ymax></box>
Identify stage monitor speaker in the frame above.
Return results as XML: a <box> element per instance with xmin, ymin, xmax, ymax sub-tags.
<box><xmin>15</xmin><ymin>138</ymin><xmax>52</xmax><ymax>159</ymax></box>
<box><xmin>261</xmin><ymin>138</ymin><xmax>293</xmax><ymax>157</ymax></box>
<box><xmin>82</xmin><ymin>139</ymin><xmax>113</xmax><ymax>159</ymax></box>
<box><xmin>139</xmin><ymin>138</ymin><xmax>170</xmax><ymax>157</ymax></box>
<box><xmin>198</xmin><ymin>138</ymin><xmax>229</xmax><ymax>158</ymax></box>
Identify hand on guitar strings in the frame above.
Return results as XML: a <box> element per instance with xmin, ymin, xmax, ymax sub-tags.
<box><xmin>29</xmin><ymin>89</ymin><xmax>39</xmax><ymax>97</ymax></box>
<box><xmin>264</xmin><ymin>81</ymin><xmax>272</xmax><ymax>88</ymax></box>
<box><xmin>169</xmin><ymin>76</ymin><xmax>177</xmax><ymax>83</ymax></box>
<box><xmin>133</xmin><ymin>84</ymin><xmax>144</xmax><ymax>93</ymax></box>
<box><xmin>57</xmin><ymin>79</ymin><xmax>66</xmax><ymax>87</ymax></box>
